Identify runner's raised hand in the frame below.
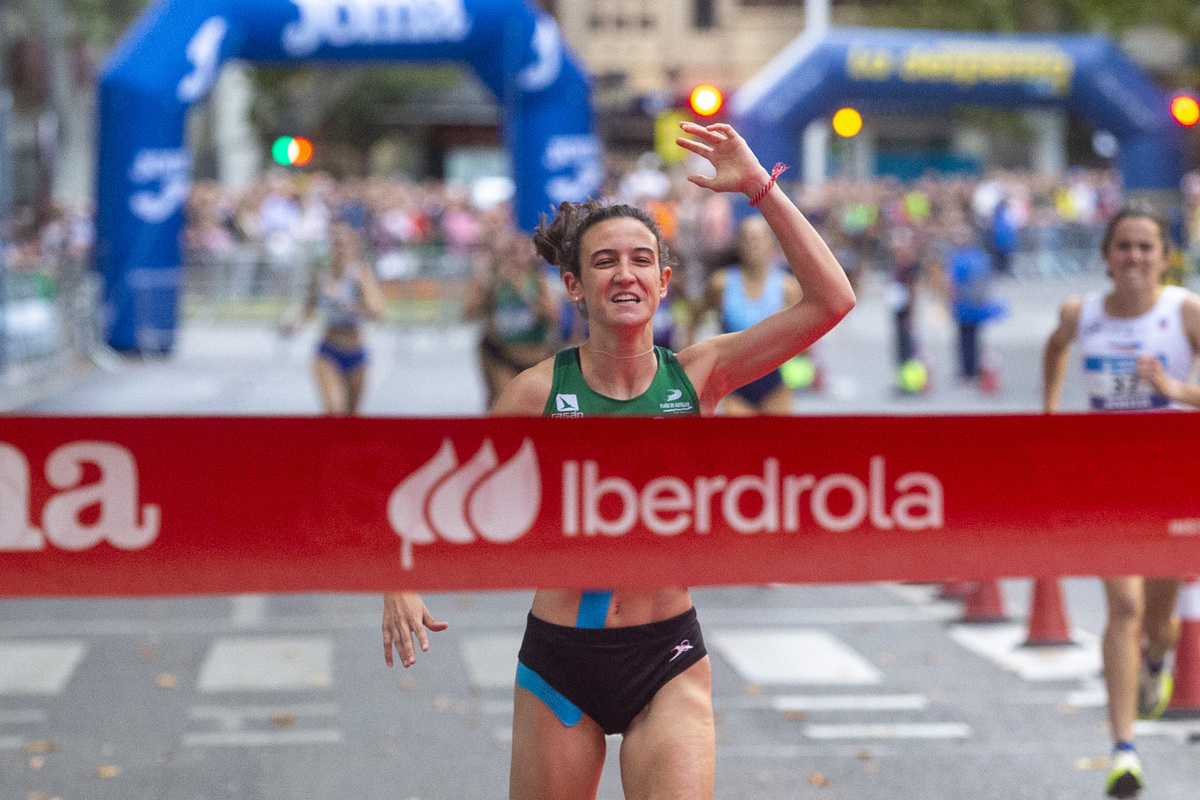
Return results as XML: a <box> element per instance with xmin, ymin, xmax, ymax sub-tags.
<box><xmin>676</xmin><ymin>121</ymin><xmax>771</xmax><ymax>198</ymax></box>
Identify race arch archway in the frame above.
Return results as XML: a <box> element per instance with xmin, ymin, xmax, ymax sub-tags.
<box><xmin>731</xmin><ymin>27</ymin><xmax>1184</xmax><ymax>194</ymax></box>
<box><xmin>96</xmin><ymin>0</ymin><xmax>601</xmax><ymax>352</ymax></box>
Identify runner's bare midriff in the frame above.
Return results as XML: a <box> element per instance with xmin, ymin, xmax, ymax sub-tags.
<box><xmin>530</xmin><ymin>587</ymin><xmax>692</xmax><ymax>627</ymax></box>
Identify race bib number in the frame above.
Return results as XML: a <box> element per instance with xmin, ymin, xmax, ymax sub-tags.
<box><xmin>1084</xmin><ymin>355</ymin><xmax>1167</xmax><ymax>410</ymax></box>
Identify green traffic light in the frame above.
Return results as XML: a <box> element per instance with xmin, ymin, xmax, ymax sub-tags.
<box><xmin>272</xmin><ymin>136</ymin><xmax>295</xmax><ymax>166</ymax></box>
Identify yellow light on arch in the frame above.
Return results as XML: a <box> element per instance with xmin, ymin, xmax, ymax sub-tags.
<box><xmin>832</xmin><ymin>107</ymin><xmax>864</xmax><ymax>138</ymax></box>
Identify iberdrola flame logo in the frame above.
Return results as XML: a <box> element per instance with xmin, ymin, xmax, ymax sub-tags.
<box><xmin>387</xmin><ymin>439</ymin><xmax>541</xmax><ymax>568</ymax></box>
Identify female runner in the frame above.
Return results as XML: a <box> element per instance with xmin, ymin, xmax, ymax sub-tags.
<box><xmin>382</xmin><ymin>121</ymin><xmax>855</xmax><ymax>799</ymax></box>
<box><xmin>689</xmin><ymin>215</ymin><xmax>802</xmax><ymax>414</ymax></box>
<box><xmin>304</xmin><ymin>222</ymin><xmax>385</xmax><ymax>415</ymax></box>
<box><xmin>1043</xmin><ymin>202</ymin><xmax>1200</xmax><ymax>799</ymax></box>
<box><xmin>463</xmin><ymin>230</ymin><xmax>560</xmax><ymax>409</ymax></box>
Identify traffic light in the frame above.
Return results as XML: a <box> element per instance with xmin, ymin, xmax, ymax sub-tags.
<box><xmin>271</xmin><ymin>136</ymin><xmax>314</xmax><ymax>166</ymax></box>
<box><xmin>688</xmin><ymin>84</ymin><xmax>723</xmax><ymax>117</ymax></box>
<box><xmin>1170</xmin><ymin>92</ymin><xmax>1199</xmax><ymax>127</ymax></box>
<box><xmin>832</xmin><ymin>107</ymin><xmax>863</xmax><ymax>138</ymax></box>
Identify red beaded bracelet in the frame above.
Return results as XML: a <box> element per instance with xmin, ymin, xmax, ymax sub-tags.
<box><xmin>749</xmin><ymin>162</ymin><xmax>788</xmax><ymax>208</ymax></box>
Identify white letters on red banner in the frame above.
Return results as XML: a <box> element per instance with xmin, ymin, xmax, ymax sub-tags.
<box><xmin>1</xmin><ymin>415</ymin><xmax>1198</xmax><ymax>597</ymax></box>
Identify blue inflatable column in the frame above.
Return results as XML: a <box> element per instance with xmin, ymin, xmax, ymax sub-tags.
<box><xmin>500</xmin><ymin>12</ymin><xmax>601</xmax><ymax>231</ymax></box>
<box><xmin>95</xmin><ymin>83</ymin><xmax>190</xmax><ymax>352</ymax></box>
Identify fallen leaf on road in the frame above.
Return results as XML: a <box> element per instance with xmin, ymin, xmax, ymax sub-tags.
<box><xmin>1057</xmin><ymin>702</ymin><xmax>1077</xmax><ymax>714</ymax></box>
<box><xmin>27</xmin><ymin>791</ymin><xmax>51</xmax><ymax>800</ymax></box>
<box><xmin>271</xmin><ymin>713</ymin><xmax>295</xmax><ymax>728</ymax></box>
<box><xmin>400</xmin><ymin>676</ymin><xmax>417</xmax><ymax>691</ymax></box>
<box><xmin>29</xmin><ymin>756</ymin><xmax>45</xmax><ymax>769</ymax></box>
<box><xmin>782</xmin><ymin>710</ymin><xmax>806</xmax><ymax>721</ymax></box>
<box><xmin>95</xmin><ymin>764</ymin><xmax>121</xmax><ymax>778</ymax></box>
<box><xmin>808</xmin><ymin>772</ymin><xmax>832</xmax><ymax>787</ymax></box>
<box><xmin>1074</xmin><ymin>757</ymin><xmax>1109</xmax><ymax>771</ymax></box>
<box><xmin>156</xmin><ymin>673</ymin><xmax>178</xmax><ymax>689</ymax></box>
<box><xmin>25</xmin><ymin>741</ymin><xmax>57</xmax><ymax>754</ymax></box>
<box><xmin>745</xmin><ymin>684</ymin><xmax>763</xmax><ymax>696</ymax></box>
<box><xmin>854</xmin><ymin>749</ymin><xmax>873</xmax><ymax>761</ymax></box>
<box><xmin>137</xmin><ymin>646</ymin><xmax>154</xmax><ymax>661</ymax></box>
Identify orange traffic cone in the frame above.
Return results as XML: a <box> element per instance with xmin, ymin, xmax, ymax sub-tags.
<box><xmin>938</xmin><ymin>581</ymin><xmax>971</xmax><ymax>601</ymax></box>
<box><xmin>1022</xmin><ymin>577</ymin><xmax>1076</xmax><ymax>647</ymax></box>
<box><xmin>960</xmin><ymin>579</ymin><xmax>1007</xmax><ymax>623</ymax></box>
<box><xmin>1164</xmin><ymin>578</ymin><xmax>1200</xmax><ymax>718</ymax></box>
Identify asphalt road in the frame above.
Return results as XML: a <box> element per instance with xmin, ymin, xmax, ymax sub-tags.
<box><xmin>3</xmin><ymin>271</ymin><xmax>1199</xmax><ymax>800</ymax></box>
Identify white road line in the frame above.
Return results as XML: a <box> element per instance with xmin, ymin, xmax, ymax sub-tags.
<box><xmin>773</xmin><ymin>694</ymin><xmax>929</xmax><ymax>712</ymax></box>
<box><xmin>1133</xmin><ymin>719</ymin><xmax>1200</xmax><ymax>742</ymax></box>
<box><xmin>0</xmin><ymin>709</ymin><xmax>48</xmax><ymax>725</ymax></box>
<box><xmin>702</xmin><ymin>605</ymin><xmax>956</xmax><ymax>625</ymax></box>
<box><xmin>948</xmin><ymin>624</ymin><xmax>1100</xmax><ymax>681</ymax></box>
<box><xmin>189</xmin><ymin>703</ymin><xmax>339</xmax><ymax>730</ymax></box>
<box><xmin>0</xmin><ymin>735</ymin><xmax>25</xmax><ymax>750</ymax></box>
<box><xmin>197</xmin><ymin>637</ymin><xmax>332</xmax><ymax>693</ymax></box>
<box><xmin>0</xmin><ymin>641</ymin><xmax>87</xmax><ymax>695</ymax></box>
<box><xmin>710</xmin><ymin>629</ymin><xmax>882</xmax><ymax>685</ymax></box>
<box><xmin>182</xmin><ymin>729</ymin><xmax>343</xmax><ymax>747</ymax></box>
<box><xmin>805</xmin><ymin>722</ymin><xmax>973</xmax><ymax>740</ymax></box>
<box><xmin>231</xmin><ymin>595</ymin><xmax>267</xmax><ymax>628</ymax></box>
<box><xmin>0</xmin><ymin>604</ymin><xmax>954</xmax><ymax>639</ymax></box>
<box><xmin>459</xmin><ymin>635</ymin><xmax>522</xmax><ymax>689</ymax></box>
<box><xmin>1065</xmin><ymin>678</ymin><xmax>1107</xmax><ymax>709</ymax></box>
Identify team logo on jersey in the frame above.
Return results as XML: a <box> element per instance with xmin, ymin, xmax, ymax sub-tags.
<box><xmin>555</xmin><ymin>394</ymin><xmax>580</xmax><ymax>414</ymax></box>
<box><xmin>387</xmin><ymin>439</ymin><xmax>541</xmax><ymax>568</ymax></box>
<box><xmin>659</xmin><ymin>387</ymin><xmax>693</xmax><ymax>414</ymax></box>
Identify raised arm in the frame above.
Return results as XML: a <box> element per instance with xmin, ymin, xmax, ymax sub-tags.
<box><xmin>1043</xmin><ymin>298</ymin><xmax>1081</xmax><ymax>413</ymax></box>
<box><xmin>673</xmin><ymin>122</ymin><xmax>855</xmax><ymax>408</ymax></box>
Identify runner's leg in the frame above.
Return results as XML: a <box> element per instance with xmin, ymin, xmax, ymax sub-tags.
<box><xmin>759</xmin><ymin>384</ymin><xmax>794</xmax><ymax>415</ymax></box>
<box><xmin>313</xmin><ymin>355</ymin><xmax>348</xmax><ymax>415</ymax></box>
<box><xmin>1103</xmin><ymin>577</ymin><xmax>1143</xmax><ymax>743</ymax></box>
<box><xmin>510</xmin><ymin>684</ymin><xmax>607</xmax><ymax>800</ymax></box>
<box><xmin>344</xmin><ymin>364</ymin><xmax>367</xmax><ymax>415</ymax></box>
<box><xmin>1142</xmin><ymin>578</ymin><xmax>1182</xmax><ymax>664</ymax></box>
<box><xmin>618</xmin><ymin>657</ymin><xmax>715</xmax><ymax>800</ymax></box>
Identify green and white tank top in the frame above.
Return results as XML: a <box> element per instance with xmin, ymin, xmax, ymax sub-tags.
<box><xmin>543</xmin><ymin>346</ymin><xmax>700</xmax><ymax>418</ymax></box>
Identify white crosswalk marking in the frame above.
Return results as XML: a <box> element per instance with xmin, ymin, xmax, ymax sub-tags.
<box><xmin>806</xmin><ymin>722</ymin><xmax>972</xmax><ymax>740</ymax></box>
<box><xmin>189</xmin><ymin>703</ymin><xmax>340</xmax><ymax>729</ymax></box>
<box><xmin>948</xmin><ymin>624</ymin><xmax>1101</xmax><ymax>681</ymax></box>
<box><xmin>773</xmin><ymin>694</ymin><xmax>929</xmax><ymax>712</ymax></box>
<box><xmin>183</xmin><ymin>729</ymin><xmax>344</xmax><ymax>747</ymax></box>
<box><xmin>0</xmin><ymin>709</ymin><xmax>48</xmax><ymax>724</ymax></box>
<box><xmin>0</xmin><ymin>641</ymin><xmax>87</xmax><ymax>695</ymax></box>
<box><xmin>459</xmin><ymin>635</ymin><xmax>522</xmax><ymax>688</ymax></box>
<box><xmin>183</xmin><ymin>703</ymin><xmax>343</xmax><ymax>747</ymax></box>
<box><xmin>198</xmin><ymin>638</ymin><xmax>332</xmax><ymax>692</ymax></box>
<box><xmin>710</xmin><ymin>629</ymin><xmax>882</xmax><ymax>685</ymax></box>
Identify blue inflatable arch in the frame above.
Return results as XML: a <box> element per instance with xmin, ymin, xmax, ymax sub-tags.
<box><xmin>96</xmin><ymin>0</ymin><xmax>601</xmax><ymax>352</ymax></box>
<box><xmin>731</xmin><ymin>27</ymin><xmax>1183</xmax><ymax>193</ymax></box>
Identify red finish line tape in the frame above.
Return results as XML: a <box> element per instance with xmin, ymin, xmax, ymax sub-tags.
<box><xmin>1</xmin><ymin>415</ymin><xmax>1199</xmax><ymax>597</ymax></box>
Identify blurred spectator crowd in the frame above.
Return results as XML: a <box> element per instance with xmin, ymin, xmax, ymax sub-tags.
<box><xmin>6</xmin><ymin>155</ymin><xmax>1200</xmax><ymax>369</ymax></box>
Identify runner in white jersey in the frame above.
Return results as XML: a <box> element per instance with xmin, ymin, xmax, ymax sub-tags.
<box><xmin>1043</xmin><ymin>202</ymin><xmax>1200</xmax><ymax>799</ymax></box>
